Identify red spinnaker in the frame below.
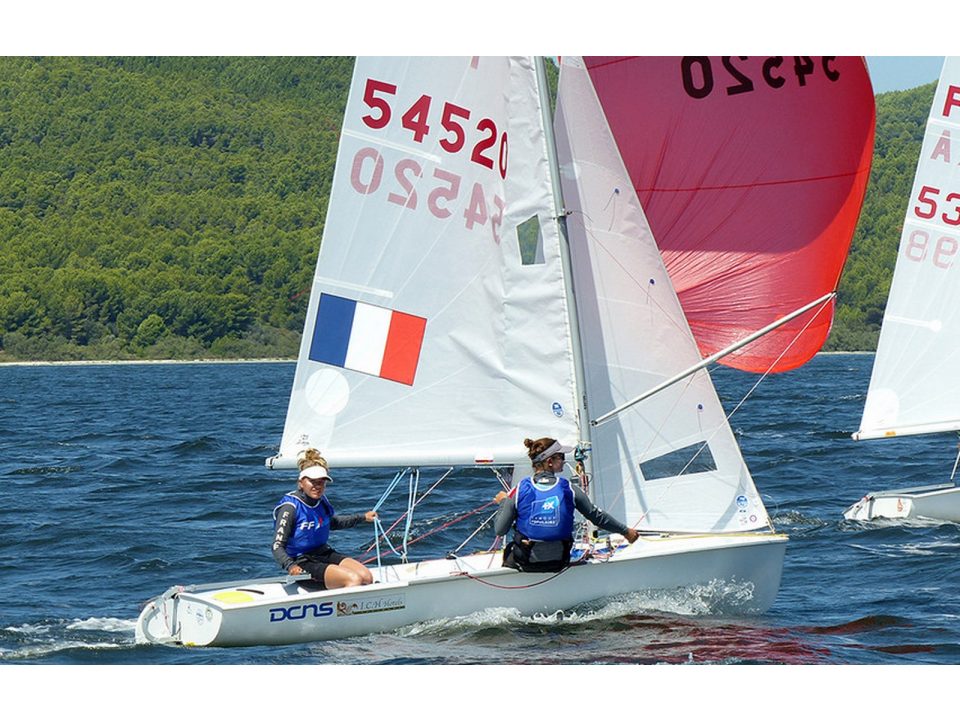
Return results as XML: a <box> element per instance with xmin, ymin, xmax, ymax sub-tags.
<box><xmin>584</xmin><ymin>56</ymin><xmax>875</xmax><ymax>372</ymax></box>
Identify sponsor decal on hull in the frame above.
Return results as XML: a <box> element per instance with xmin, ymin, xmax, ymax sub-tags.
<box><xmin>336</xmin><ymin>594</ymin><xmax>406</xmax><ymax>616</ymax></box>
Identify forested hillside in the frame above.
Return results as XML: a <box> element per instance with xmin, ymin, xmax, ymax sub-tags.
<box><xmin>0</xmin><ymin>57</ymin><xmax>353</xmax><ymax>360</ymax></box>
<box><xmin>825</xmin><ymin>80</ymin><xmax>936</xmax><ymax>351</ymax></box>
<box><xmin>0</xmin><ymin>58</ymin><xmax>935</xmax><ymax>361</ymax></box>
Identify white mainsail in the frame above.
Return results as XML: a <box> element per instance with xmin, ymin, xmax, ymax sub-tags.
<box><xmin>555</xmin><ymin>57</ymin><xmax>768</xmax><ymax>532</ymax></box>
<box><xmin>274</xmin><ymin>57</ymin><xmax>579</xmax><ymax>468</ymax></box>
<box><xmin>856</xmin><ymin>58</ymin><xmax>960</xmax><ymax>441</ymax></box>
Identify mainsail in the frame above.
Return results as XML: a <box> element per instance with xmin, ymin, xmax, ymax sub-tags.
<box><xmin>274</xmin><ymin>57</ymin><xmax>579</xmax><ymax>468</ymax></box>
<box><xmin>856</xmin><ymin>58</ymin><xmax>960</xmax><ymax>441</ymax></box>
<box><xmin>556</xmin><ymin>57</ymin><xmax>767</xmax><ymax>532</ymax></box>
<box><xmin>583</xmin><ymin>56</ymin><xmax>875</xmax><ymax>373</ymax></box>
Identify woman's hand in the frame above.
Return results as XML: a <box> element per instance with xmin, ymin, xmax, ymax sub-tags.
<box><xmin>624</xmin><ymin>528</ymin><xmax>639</xmax><ymax>544</ymax></box>
<box><xmin>364</xmin><ymin>510</ymin><xmax>378</xmax><ymax>522</ymax></box>
<box><xmin>493</xmin><ymin>491</ymin><xmax>508</xmax><ymax>504</ymax></box>
<box><xmin>288</xmin><ymin>565</ymin><xmax>305</xmax><ymax>576</ymax></box>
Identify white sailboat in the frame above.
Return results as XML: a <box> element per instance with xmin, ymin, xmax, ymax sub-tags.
<box><xmin>136</xmin><ymin>56</ymin><xmax>860</xmax><ymax>648</ymax></box>
<box><xmin>845</xmin><ymin>57</ymin><xmax>960</xmax><ymax>523</ymax></box>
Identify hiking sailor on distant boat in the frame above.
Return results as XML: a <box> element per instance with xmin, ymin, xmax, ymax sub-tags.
<box><xmin>494</xmin><ymin>437</ymin><xmax>640</xmax><ymax>572</ymax></box>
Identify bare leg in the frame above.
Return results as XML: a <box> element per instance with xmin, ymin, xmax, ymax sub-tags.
<box><xmin>339</xmin><ymin>557</ymin><xmax>373</xmax><ymax>585</ymax></box>
<box><xmin>322</xmin><ymin>557</ymin><xmax>374</xmax><ymax>589</ymax></box>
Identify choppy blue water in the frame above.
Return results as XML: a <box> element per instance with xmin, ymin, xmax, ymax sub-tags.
<box><xmin>2</xmin><ymin>354</ymin><xmax>959</xmax><ymax>666</ymax></box>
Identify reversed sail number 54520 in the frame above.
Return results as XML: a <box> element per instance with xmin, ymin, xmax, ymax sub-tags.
<box><xmin>351</xmin><ymin>147</ymin><xmax>505</xmax><ymax>243</ymax></box>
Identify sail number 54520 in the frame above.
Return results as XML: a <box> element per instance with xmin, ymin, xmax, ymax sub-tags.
<box><xmin>361</xmin><ymin>78</ymin><xmax>508</xmax><ymax>180</ymax></box>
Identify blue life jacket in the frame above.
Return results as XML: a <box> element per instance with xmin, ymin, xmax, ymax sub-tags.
<box><xmin>515</xmin><ymin>476</ymin><xmax>575</xmax><ymax>542</ymax></box>
<box><xmin>274</xmin><ymin>493</ymin><xmax>335</xmax><ymax>557</ymax></box>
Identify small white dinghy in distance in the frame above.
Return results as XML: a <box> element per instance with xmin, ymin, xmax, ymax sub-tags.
<box><xmin>845</xmin><ymin>57</ymin><xmax>960</xmax><ymax>524</ymax></box>
<box><xmin>843</xmin><ymin>482</ymin><xmax>960</xmax><ymax>523</ymax></box>
<box><xmin>136</xmin><ymin>55</ymin><xmax>871</xmax><ymax>647</ymax></box>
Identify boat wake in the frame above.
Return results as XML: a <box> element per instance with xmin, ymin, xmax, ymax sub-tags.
<box><xmin>398</xmin><ymin>578</ymin><xmax>760</xmax><ymax>638</ymax></box>
<box><xmin>0</xmin><ymin>617</ymin><xmax>136</xmax><ymax>661</ymax></box>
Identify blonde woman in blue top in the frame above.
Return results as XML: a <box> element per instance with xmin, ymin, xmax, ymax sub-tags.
<box><xmin>272</xmin><ymin>451</ymin><xmax>377</xmax><ymax>589</ymax></box>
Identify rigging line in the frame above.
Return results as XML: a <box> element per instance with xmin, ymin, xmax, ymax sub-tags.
<box><xmin>451</xmin><ymin>508</ymin><xmax>500</xmax><ymax>555</ymax></box>
<box><xmin>456</xmin><ymin>565</ymin><xmax>571</xmax><ymax>590</ymax></box>
<box><xmin>951</xmin><ymin>433</ymin><xmax>960</xmax><ymax>482</ymax></box>
<box><xmin>625</xmin><ymin>294</ymin><xmax>835</xmax><ymax>532</ymax></box>
<box><xmin>360</xmin><ymin>500</ymin><xmax>498</xmax><ymax>564</ymax></box>
<box><xmin>594</xmin><ymin>373</ymin><xmax>699</xmax><ymax>519</ymax></box>
<box><xmin>402</xmin><ymin>468</ymin><xmax>421</xmax><ymax>562</ymax></box>
<box><xmin>372</xmin><ymin>517</ymin><xmax>404</xmax><ymax>560</ymax></box>
<box><xmin>362</xmin><ymin>467</ymin><xmax>455</xmax><ymax>555</ymax></box>
<box><xmin>372</xmin><ymin>468</ymin><xmax>409</xmax><ymax>513</ymax></box>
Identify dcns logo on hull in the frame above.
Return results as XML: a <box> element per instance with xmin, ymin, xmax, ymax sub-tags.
<box><xmin>269</xmin><ymin>602</ymin><xmax>334</xmax><ymax>622</ymax></box>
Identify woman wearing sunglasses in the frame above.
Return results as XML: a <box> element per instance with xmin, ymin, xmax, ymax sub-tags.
<box><xmin>272</xmin><ymin>449</ymin><xmax>377</xmax><ymax>589</ymax></box>
<box><xmin>494</xmin><ymin>437</ymin><xmax>639</xmax><ymax>572</ymax></box>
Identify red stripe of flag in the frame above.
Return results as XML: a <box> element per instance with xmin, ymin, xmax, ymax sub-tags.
<box><xmin>380</xmin><ymin>311</ymin><xmax>427</xmax><ymax>385</ymax></box>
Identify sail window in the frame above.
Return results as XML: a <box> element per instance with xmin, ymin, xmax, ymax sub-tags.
<box><xmin>517</xmin><ymin>215</ymin><xmax>545</xmax><ymax>265</ymax></box>
<box><xmin>639</xmin><ymin>442</ymin><xmax>717</xmax><ymax>480</ymax></box>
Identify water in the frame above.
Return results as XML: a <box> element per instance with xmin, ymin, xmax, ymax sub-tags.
<box><xmin>2</xmin><ymin>355</ymin><xmax>960</xmax><ymax>668</ymax></box>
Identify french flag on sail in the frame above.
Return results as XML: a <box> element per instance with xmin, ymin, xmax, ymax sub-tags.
<box><xmin>309</xmin><ymin>293</ymin><xmax>427</xmax><ymax>386</ymax></box>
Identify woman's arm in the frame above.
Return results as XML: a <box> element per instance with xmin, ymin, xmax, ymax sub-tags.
<box><xmin>330</xmin><ymin>512</ymin><xmax>372</xmax><ymax>530</ymax></box>
<box><xmin>493</xmin><ymin>495</ymin><xmax>518</xmax><ymax>537</ymax></box>
<box><xmin>572</xmin><ymin>485</ymin><xmax>637</xmax><ymax>540</ymax></box>
<box><xmin>272</xmin><ymin>502</ymin><xmax>298</xmax><ymax>571</ymax></box>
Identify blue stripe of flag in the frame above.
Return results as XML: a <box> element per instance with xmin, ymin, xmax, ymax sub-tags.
<box><xmin>310</xmin><ymin>293</ymin><xmax>355</xmax><ymax>367</ymax></box>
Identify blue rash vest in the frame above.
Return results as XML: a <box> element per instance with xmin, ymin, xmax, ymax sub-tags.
<box><xmin>515</xmin><ymin>476</ymin><xmax>575</xmax><ymax>542</ymax></box>
<box><xmin>274</xmin><ymin>493</ymin><xmax>335</xmax><ymax>557</ymax></box>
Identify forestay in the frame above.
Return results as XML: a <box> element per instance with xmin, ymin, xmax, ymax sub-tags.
<box><xmin>856</xmin><ymin>58</ymin><xmax>960</xmax><ymax>441</ymax></box>
<box><xmin>273</xmin><ymin>57</ymin><xmax>579</xmax><ymax>469</ymax></box>
<box><xmin>583</xmin><ymin>57</ymin><xmax>875</xmax><ymax>373</ymax></box>
<box><xmin>555</xmin><ymin>58</ymin><xmax>768</xmax><ymax>533</ymax></box>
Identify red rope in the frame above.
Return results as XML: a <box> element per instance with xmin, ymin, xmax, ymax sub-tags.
<box><xmin>361</xmin><ymin>500</ymin><xmax>497</xmax><ymax>564</ymax></box>
<box><xmin>362</xmin><ymin>471</ymin><xmax>453</xmax><ymax>555</ymax></box>
<box><xmin>454</xmin><ymin>566</ymin><xmax>570</xmax><ymax>589</ymax></box>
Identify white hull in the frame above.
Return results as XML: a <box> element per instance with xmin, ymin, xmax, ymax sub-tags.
<box><xmin>843</xmin><ymin>483</ymin><xmax>960</xmax><ymax>522</ymax></box>
<box><xmin>136</xmin><ymin>532</ymin><xmax>787</xmax><ymax>647</ymax></box>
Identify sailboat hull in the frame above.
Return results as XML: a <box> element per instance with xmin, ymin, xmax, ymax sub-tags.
<box><xmin>136</xmin><ymin>532</ymin><xmax>787</xmax><ymax>648</ymax></box>
<box><xmin>842</xmin><ymin>483</ymin><xmax>960</xmax><ymax>523</ymax></box>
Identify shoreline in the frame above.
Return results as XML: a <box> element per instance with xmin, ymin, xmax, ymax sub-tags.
<box><xmin>0</xmin><ymin>351</ymin><xmax>872</xmax><ymax>368</ymax></box>
<box><xmin>0</xmin><ymin>357</ymin><xmax>296</xmax><ymax>367</ymax></box>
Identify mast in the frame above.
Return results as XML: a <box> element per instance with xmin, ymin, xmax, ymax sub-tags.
<box><xmin>535</xmin><ymin>57</ymin><xmax>594</xmax><ymax>494</ymax></box>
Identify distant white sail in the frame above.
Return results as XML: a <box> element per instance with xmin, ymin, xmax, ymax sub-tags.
<box><xmin>555</xmin><ymin>57</ymin><xmax>769</xmax><ymax>533</ymax></box>
<box><xmin>276</xmin><ymin>57</ymin><xmax>579</xmax><ymax>468</ymax></box>
<box><xmin>857</xmin><ymin>58</ymin><xmax>960</xmax><ymax>441</ymax></box>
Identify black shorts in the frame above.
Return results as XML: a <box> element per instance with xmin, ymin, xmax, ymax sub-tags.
<box><xmin>294</xmin><ymin>546</ymin><xmax>348</xmax><ymax>589</ymax></box>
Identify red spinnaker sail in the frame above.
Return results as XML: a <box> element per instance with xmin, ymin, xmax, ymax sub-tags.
<box><xmin>584</xmin><ymin>56</ymin><xmax>875</xmax><ymax>372</ymax></box>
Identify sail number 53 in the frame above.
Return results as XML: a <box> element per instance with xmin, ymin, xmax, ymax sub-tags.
<box><xmin>913</xmin><ymin>185</ymin><xmax>960</xmax><ymax>226</ymax></box>
<box><xmin>360</xmin><ymin>78</ymin><xmax>508</xmax><ymax>180</ymax></box>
